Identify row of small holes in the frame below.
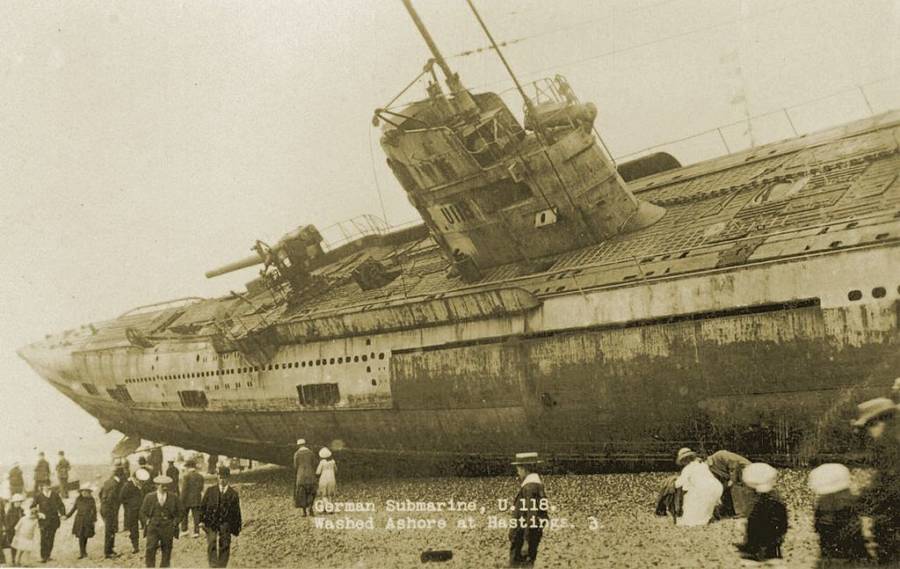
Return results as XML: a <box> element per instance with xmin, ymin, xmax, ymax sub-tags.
<box><xmin>125</xmin><ymin>352</ymin><xmax>387</xmax><ymax>384</ymax></box>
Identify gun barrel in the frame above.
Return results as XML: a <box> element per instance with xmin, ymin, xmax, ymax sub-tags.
<box><xmin>205</xmin><ymin>254</ymin><xmax>263</xmax><ymax>279</ymax></box>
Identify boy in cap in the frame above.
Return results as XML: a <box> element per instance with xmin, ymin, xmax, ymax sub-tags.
<box><xmin>66</xmin><ymin>484</ymin><xmax>97</xmax><ymax>559</ymax></box>
<box><xmin>200</xmin><ymin>466</ymin><xmax>242</xmax><ymax>568</ymax></box>
<box><xmin>735</xmin><ymin>462</ymin><xmax>788</xmax><ymax>562</ymax></box>
<box><xmin>508</xmin><ymin>452</ymin><xmax>549</xmax><ymax>568</ymax></box>
<box><xmin>853</xmin><ymin>397</ymin><xmax>899</xmax><ymax>564</ymax></box>
<box><xmin>807</xmin><ymin>463</ymin><xmax>868</xmax><ymax>563</ymax></box>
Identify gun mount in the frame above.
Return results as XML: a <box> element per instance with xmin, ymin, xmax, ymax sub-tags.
<box><xmin>205</xmin><ymin>224</ymin><xmax>325</xmax><ymax>294</ymax></box>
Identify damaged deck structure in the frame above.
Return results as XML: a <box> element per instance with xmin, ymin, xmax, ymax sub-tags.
<box><xmin>18</xmin><ymin>2</ymin><xmax>900</xmax><ymax>467</ymax></box>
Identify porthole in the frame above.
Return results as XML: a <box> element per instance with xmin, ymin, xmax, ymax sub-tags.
<box><xmin>267</xmin><ymin>364</ymin><xmax>273</xmax><ymax>371</ymax></box>
<box><xmin>329</xmin><ymin>358</ymin><xmax>335</xmax><ymax>364</ymax></box>
<box><xmin>338</xmin><ymin>357</ymin><xmax>343</xmax><ymax>364</ymax></box>
<box><xmin>274</xmin><ymin>364</ymin><xmax>280</xmax><ymax>370</ymax></box>
<box><xmin>366</xmin><ymin>366</ymin><xmax>371</xmax><ymax>373</ymax></box>
<box><xmin>371</xmin><ymin>379</ymin><xmax>377</xmax><ymax>386</ymax></box>
<box><xmin>848</xmin><ymin>290</ymin><xmax>862</xmax><ymax>301</ymax></box>
<box><xmin>315</xmin><ymin>359</ymin><xmax>321</xmax><ymax>366</ymax></box>
<box><xmin>872</xmin><ymin>287</ymin><xmax>886</xmax><ymax>298</ymax></box>
<box><xmin>370</xmin><ymin>352</ymin><xmax>375</xmax><ymax>359</ymax></box>
<box><xmin>362</xmin><ymin>355</ymin><xmax>368</xmax><ymax>362</ymax></box>
<box><xmin>301</xmin><ymin>361</ymin><xmax>306</xmax><ymax>368</ymax></box>
<box><xmin>353</xmin><ymin>356</ymin><xmax>359</xmax><ymax>362</ymax></box>
<box><xmin>379</xmin><ymin>353</ymin><xmax>385</xmax><ymax>360</ymax></box>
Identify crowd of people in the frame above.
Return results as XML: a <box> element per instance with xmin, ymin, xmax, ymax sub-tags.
<box><xmin>0</xmin><ymin>450</ymin><xmax>244</xmax><ymax>568</ymax></box>
<box><xmin>655</xmin><ymin>394</ymin><xmax>899</xmax><ymax>566</ymax></box>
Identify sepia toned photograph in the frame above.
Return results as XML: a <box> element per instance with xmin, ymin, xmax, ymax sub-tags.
<box><xmin>1</xmin><ymin>1</ymin><xmax>898</xmax><ymax>567</ymax></box>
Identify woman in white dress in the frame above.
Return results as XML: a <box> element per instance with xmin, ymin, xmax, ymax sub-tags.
<box><xmin>315</xmin><ymin>447</ymin><xmax>337</xmax><ymax>513</ymax></box>
<box><xmin>674</xmin><ymin>448</ymin><xmax>723</xmax><ymax>527</ymax></box>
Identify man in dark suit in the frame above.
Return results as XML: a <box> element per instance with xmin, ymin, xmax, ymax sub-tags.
<box><xmin>99</xmin><ymin>467</ymin><xmax>125</xmax><ymax>558</ymax></box>
<box><xmin>140</xmin><ymin>475</ymin><xmax>182</xmax><ymax>568</ymax></box>
<box><xmin>120</xmin><ymin>469</ymin><xmax>148</xmax><ymax>554</ymax></box>
<box><xmin>180</xmin><ymin>460</ymin><xmax>205</xmax><ymax>537</ymax></box>
<box><xmin>33</xmin><ymin>480</ymin><xmax>65</xmax><ymax>562</ymax></box>
<box><xmin>200</xmin><ymin>466</ymin><xmax>242</xmax><ymax>568</ymax></box>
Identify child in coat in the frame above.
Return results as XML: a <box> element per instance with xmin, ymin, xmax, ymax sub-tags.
<box><xmin>12</xmin><ymin>504</ymin><xmax>40</xmax><ymax>566</ymax></box>
<box><xmin>66</xmin><ymin>485</ymin><xmax>98</xmax><ymax>559</ymax></box>
<box><xmin>808</xmin><ymin>463</ymin><xmax>869</xmax><ymax>565</ymax></box>
<box><xmin>736</xmin><ymin>463</ymin><xmax>788</xmax><ymax>562</ymax></box>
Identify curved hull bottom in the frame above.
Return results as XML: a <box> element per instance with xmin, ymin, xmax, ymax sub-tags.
<box><xmin>31</xmin><ymin>299</ymin><xmax>899</xmax><ymax>470</ymax></box>
<box><xmin>69</xmin><ymin>383</ymin><xmax>888</xmax><ymax>470</ymax></box>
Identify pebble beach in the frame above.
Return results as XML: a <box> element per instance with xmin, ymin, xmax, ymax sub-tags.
<box><xmin>23</xmin><ymin>464</ymin><xmax>882</xmax><ymax>568</ymax></box>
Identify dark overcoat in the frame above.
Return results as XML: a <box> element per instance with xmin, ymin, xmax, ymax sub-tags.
<box><xmin>67</xmin><ymin>495</ymin><xmax>97</xmax><ymax>538</ymax></box>
<box><xmin>293</xmin><ymin>447</ymin><xmax>317</xmax><ymax>485</ymax></box>
<box><xmin>99</xmin><ymin>475</ymin><xmax>122</xmax><ymax>530</ymax></box>
<box><xmin>738</xmin><ymin>492</ymin><xmax>788</xmax><ymax>561</ymax></box>
<box><xmin>180</xmin><ymin>470</ymin><xmax>205</xmax><ymax>508</ymax></box>
<box><xmin>199</xmin><ymin>485</ymin><xmax>242</xmax><ymax>536</ymax></box>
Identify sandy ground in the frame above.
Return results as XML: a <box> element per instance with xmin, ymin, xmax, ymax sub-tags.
<box><xmin>12</xmin><ymin>465</ymin><xmax>886</xmax><ymax>569</ymax></box>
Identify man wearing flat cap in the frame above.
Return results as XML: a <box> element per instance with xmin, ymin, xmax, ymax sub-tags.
<box><xmin>293</xmin><ymin>439</ymin><xmax>317</xmax><ymax>516</ymax></box>
<box><xmin>200</xmin><ymin>466</ymin><xmax>242</xmax><ymax>567</ymax></box>
<box><xmin>140</xmin><ymin>474</ymin><xmax>182</xmax><ymax>568</ymax></box>
<box><xmin>853</xmin><ymin>397</ymin><xmax>899</xmax><ymax>564</ymax></box>
<box><xmin>508</xmin><ymin>452</ymin><xmax>550</xmax><ymax>568</ymax></box>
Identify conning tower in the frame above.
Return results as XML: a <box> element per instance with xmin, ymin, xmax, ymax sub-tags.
<box><xmin>376</xmin><ymin>0</ymin><xmax>665</xmax><ymax>280</ymax></box>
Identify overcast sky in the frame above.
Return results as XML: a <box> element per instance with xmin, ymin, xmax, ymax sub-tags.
<box><xmin>1</xmin><ymin>0</ymin><xmax>897</xmax><ymax>465</ymax></box>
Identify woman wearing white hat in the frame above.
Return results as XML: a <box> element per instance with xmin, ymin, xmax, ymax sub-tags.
<box><xmin>315</xmin><ymin>448</ymin><xmax>337</xmax><ymax>514</ymax></box>
<box><xmin>673</xmin><ymin>448</ymin><xmax>723</xmax><ymax>527</ymax></box>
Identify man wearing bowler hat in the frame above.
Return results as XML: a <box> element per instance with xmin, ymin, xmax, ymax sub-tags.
<box><xmin>200</xmin><ymin>466</ymin><xmax>242</xmax><ymax>567</ymax></box>
<box><xmin>140</xmin><ymin>474</ymin><xmax>181</xmax><ymax>568</ymax></box>
<box><xmin>508</xmin><ymin>452</ymin><xmax>550</xmax><ymax>568</ymax></box>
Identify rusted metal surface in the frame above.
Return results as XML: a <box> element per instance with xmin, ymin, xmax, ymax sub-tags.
<box><xmin>16</xmin><ymin>100</ymin><xmax>900</xmax><ymax>466</ymax></box>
